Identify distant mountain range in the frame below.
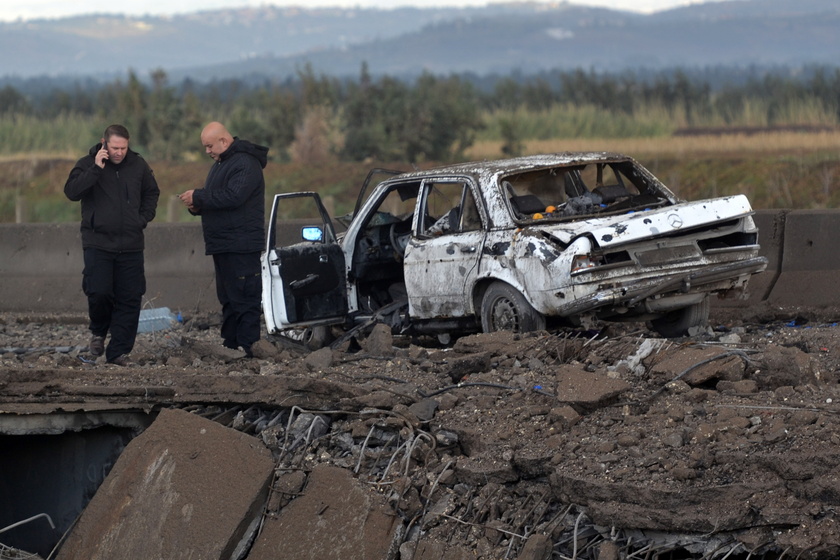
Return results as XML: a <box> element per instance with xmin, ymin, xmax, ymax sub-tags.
<box><xmin>1</xmin><ymin>0</ymin><xmax>839</xmax><ymax>82</ymax></box>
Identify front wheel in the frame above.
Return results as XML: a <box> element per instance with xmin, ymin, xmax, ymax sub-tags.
<box><xmin>648</xmin><ymin>297</ymin><xmax>710</xmax><ymax>338</ymax></box>
<box><xmin>274</xmin><ymin>325</ymin><xmax>335</xmax><ymax>351</ymax></box>
<box><xmin>480</xmin><ymin>282</ymin><xmax>546</xmax><ymax>334</ymax></box>
<box><xmin>302</xmin><ymin>325</ymin><xmax>334</xmax><ymax>350</ymax></box>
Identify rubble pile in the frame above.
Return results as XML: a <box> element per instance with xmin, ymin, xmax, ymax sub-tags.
<box><xmin>2</xmin><ymin>310</ymin><xmax>840</xmax><ymax>559</ymax></box>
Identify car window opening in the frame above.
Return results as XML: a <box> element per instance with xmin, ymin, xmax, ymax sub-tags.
<box><xmin>503</xmin><ymin>161</ymin><xmax>666</xmax><ymax>221</ymax></box>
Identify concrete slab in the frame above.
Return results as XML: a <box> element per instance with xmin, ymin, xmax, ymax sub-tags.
<box><xmin>555</xmin><ymin>364</ymin><xmax>631</xmax><ymax>407</ymax></box>
<box><xmin>248</xmin><ymin>464</ymin><xmax>403</xmax><ymax>560</ymax></box>
<box><xmin>55</xmin><ymin>407</ymin><xmax>274</xmax><ymax>560</ymax></box>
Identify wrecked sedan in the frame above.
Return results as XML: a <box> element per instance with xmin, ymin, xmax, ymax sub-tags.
<box><xmin>261</xmin><ymin>152</ymin><xmax>767</xmax><ymax>347</ymax></box>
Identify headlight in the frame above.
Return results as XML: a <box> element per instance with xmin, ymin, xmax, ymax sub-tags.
<box><xmin>572</xmin><ymin>254</ymin><xmax>596</xmax><ymax>272</ymax></box>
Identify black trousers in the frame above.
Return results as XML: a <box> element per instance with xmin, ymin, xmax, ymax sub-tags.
<box><xmin>82</xmin><ymin>248</ymin><xmax>145</xmax><ymax>361</ymax></box>
<box><xmin>212</xmin><ymin>252</ymin><xmax>262</xmax><ymax>353</ymax></box>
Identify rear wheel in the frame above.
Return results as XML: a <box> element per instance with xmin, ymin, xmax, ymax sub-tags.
<box><xmin>480</xmin><ymin>282</ymin><xmax>546</xmax><ymax>333</ymax></box>
<box><xmin>649</xmin><ymin>297</ymin><xmax>710</xmax><ymax>338</ymax></box>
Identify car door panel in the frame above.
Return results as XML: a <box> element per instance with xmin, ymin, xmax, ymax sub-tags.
<box><xmin>261</xmin><ymin>192</ymin><xmax>348</xmax><ymax>333</ymax></box>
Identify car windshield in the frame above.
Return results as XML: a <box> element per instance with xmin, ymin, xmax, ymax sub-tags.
<box><xmin>501</xmin><ymin>159</ymin><xmax>671</xmax><ymax>222</ymax></box>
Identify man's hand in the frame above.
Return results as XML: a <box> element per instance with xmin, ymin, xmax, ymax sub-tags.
<box><xmin>179</xmin><ymin>190</ymin><xmax>198</xmax><ymax>212</ymax></box>
<box><xmin>95</xmin><ymin>144</ymin><xmax>109</xmax><ymax>168</ymax></box>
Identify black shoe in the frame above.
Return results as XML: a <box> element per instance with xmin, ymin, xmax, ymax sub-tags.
<box><xmin>89</xmin><ymin>335</ymin><xmax>105</xmax><ymax>357</ymax></box>
<box><xmin>107</xmin><ymin>355</ymin><xmax>132</xmax><ymax>366</ymax></box>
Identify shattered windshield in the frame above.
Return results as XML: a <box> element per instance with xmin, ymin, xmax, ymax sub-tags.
<box><xmin>501</xmin><ymin>160</ymin><xmax>671</xmax><ymax>222</ymax></box>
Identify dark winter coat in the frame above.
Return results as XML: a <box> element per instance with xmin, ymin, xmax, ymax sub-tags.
<box><xmin>64</xmin><ymin>144</ymin><xmax>160</xmax><ymax>252</ymax></box>
<box><xmin>192</xmin><ymin>138</ymin><xmax>268</xmax><ymax>255</ymax></box>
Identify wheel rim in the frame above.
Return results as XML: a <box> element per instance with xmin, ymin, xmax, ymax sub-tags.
<box><xmin>489</xmin><ymin>295</ymin><xmax>520</xmax><ymax>331</ymax></box>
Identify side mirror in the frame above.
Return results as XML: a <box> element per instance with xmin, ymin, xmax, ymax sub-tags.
<box><xmin>301</xmin><ymin>226</ymin><xmax>324</xmax><ymax>242</ymax></box>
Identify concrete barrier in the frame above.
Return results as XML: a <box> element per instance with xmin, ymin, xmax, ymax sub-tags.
<box><xmin>0</xmin><ymin>209</ymin><xmax>833</xmax><ymax>316</ymax></box>
<box><xmin>0</xmin><ymin>223</ymin><xmax>85</xmax><ymax>314</ymax></box>
<box><xmin>0</xmin><ymin>223</ymin><xmax>215</xmax><ymax>314</ymax></box>
<box><xmin>765</xmin><ymin>210</ymin><xmax>839</xmax><ymax>308</ymax></box>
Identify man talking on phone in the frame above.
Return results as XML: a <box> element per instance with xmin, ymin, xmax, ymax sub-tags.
<box><xmin>64</xmin><ymin>124</ymin><xmax>160</xmax><ymax>365</ymax></box>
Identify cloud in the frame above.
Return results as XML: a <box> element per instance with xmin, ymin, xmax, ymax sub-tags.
<box><xmin>0</xmin><ymin>0</ymin><xmax>712</xmax><ymax>22</ymax></box>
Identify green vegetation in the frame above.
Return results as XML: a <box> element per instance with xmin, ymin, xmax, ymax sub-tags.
<box><xmin>3</xmin><ymin>66</ymin><xmax>840</xmax><ymax>161</ymax></box>
<box><xmin>0</xmin><ymin>113</ymin><xmax>100</xmax><ymax>156</ymax></box>
<box><xmin>2</xmin><ymin>65</ymin><xmax>840</xmax><ymax>222</ymax></box>
<box><xmin>4</xmin><ymin>144</ymin><xmax>839</xmax><ymax>223</ymax></box>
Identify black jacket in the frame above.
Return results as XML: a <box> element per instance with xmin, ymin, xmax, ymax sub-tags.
<box><xmin>64</xmin><ymin>144</ymin><xmax>160</xmax><ymax>252</ymax></box>
<box><xmin>192</xmin><ymin>138</ymin><xmax>268</xmax><ymax>255</ymax></box>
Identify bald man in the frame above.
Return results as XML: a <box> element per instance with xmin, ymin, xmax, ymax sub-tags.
<box><xmin>180</xmin><ymin>122</ymin><xmax>269</xmax><ymax>357</ymax></box>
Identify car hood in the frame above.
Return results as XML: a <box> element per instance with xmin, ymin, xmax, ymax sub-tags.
<box><xmin>530</xmin><ymin>194</ymin><xmax>754</xmax><ymax>248</ymax></box>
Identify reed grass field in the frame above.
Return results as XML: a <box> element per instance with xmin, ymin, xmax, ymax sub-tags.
<box><xmin>466</xmin><ymin>130</ymin><xmax>840</xmax><ymax>159</ymax></box>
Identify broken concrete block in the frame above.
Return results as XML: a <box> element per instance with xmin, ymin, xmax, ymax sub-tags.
<box><xmin>250</xmin><ymin>338</ymin><xmax>279</xmax><ymax>360</ymax></box>
<box><xmin>755</xmin><ymin>344</ymin><xmax>821</xmax><ymax>388</ymax></box>
<box><xmin>408</xmin><ymin>398</ymin><xmax>439</xmax><ymax>422</ymax></box>
<box><xmin>248</xmin><ymin>464</ymin><xmax>403</xmax><ymax>560</ymax></box>
<box><xmin>404</xmin><ymin>538</ymin><xmax>475</xmax><ymax>560</ymax></box>
<box><xmin>649</xmin><ymin>346</ymin><xmax>745</xmax><ymax>386</ymax></box>
<box><xmin>304</xmin><ymin>346</ymin><xmax>334</xmax><ymax>371</ymax></box>
<box><xmin>267</xmin><ymin>470</ymin><xmax>307</xmax><ymax>512</ymax></box>
<box><xmin>554</xmin><ymin>364</ymin><xmax>630</xmax><ymax>408</ymax></box>
<box><xmin>454</xmin><ymin>454</ymin><xmax>519</xmax><ymax>485</ymax></box>
<box><xmin>446</xmin><ymin>351</ymin><xmax>492</xmax><ymax>383</ymax></box>
<box><xmin>548</xmin><ymin>404</ymin><xmax>581</xmax><ymax>429</ymax></box>
<box><xmin>55</xmin><ymin>407</ymin><xmax>274</xmax><ymax>560</ymax></box>
<box><xmin>363</xmin><ymin>323</ymin><xmax>395</xmax><ymax>357</ymax></box>
<box><xmin>516</xmin><ymin>533</ymin><xmax>553</xmax><ymax>560</ymax></box>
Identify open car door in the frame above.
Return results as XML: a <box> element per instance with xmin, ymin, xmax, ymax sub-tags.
<box><xmin>261</xmin><ymin>192</ymin><xmax>348</xmax><ymax>334</ymax></box>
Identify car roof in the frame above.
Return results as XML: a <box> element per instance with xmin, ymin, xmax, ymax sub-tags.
<box><xmin>390</xmin><ymin>152</ymin><xmax>633</xmax><ymax>181</ymax></box>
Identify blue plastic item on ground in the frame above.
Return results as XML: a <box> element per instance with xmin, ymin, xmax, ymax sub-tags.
<box><xmin>138</xmin><ymin>307</ymin><xmax>177</xmax><ymax>333</ymax></box>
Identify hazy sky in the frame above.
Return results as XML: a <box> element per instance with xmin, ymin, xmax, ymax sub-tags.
<box><xmin>0</xmin><ymin>0</ymin><xmax>726</xmax><ymax>22</ymax></box>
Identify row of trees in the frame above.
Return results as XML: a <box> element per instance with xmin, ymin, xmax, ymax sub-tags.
<box><xmin>1</xmin><ymin>64</ymin><xmax>840</xmax><ymax>162</ymax></box>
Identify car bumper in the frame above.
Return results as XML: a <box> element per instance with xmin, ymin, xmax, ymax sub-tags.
<box><xmin>555</xmin><ymin>256</ymin><xmax>769</xmax><ymax>317</ymax></box>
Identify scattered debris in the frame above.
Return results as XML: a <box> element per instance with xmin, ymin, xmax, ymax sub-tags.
<box><xmin>2</xmin><ymin>310</ymin><xmax>840</xmax><ymax>559</ymax></box>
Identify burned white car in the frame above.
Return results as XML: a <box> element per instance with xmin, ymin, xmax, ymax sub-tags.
<box><xmin>261</xmin><ymin>152</ymin><xmax>767</xmax><ymax>348</ymax></box>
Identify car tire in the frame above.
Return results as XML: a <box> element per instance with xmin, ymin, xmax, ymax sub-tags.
<box><xmin>303</xmin><ymin>325</ymin><xmax>334</xmax><ymax>350</ymax></box>
<box><xmin>480</xmin><ymin>282</ymin><xmax>546</xmax><ymax>334</ymax></box>
<box><xmin>649</xmin><ymin>297</ymin><xmax>710</xmax><ymax>338</ymax></box>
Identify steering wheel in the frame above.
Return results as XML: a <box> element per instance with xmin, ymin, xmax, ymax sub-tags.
<box><xmin>389</xmin><ymin>221</ymin><xmax>411</xmax><ymax>257</ymax></box>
